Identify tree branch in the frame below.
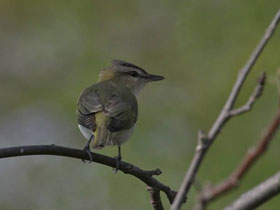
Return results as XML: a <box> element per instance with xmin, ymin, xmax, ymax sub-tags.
<box><xmin>171</xmin><ymin>8</ymin><xmax>280</xmax><ymax>210</ymax></box>
<box><xmin>147</xmin><ymin>186</ymin><xmax>164</xmax><ymax>210</ymax></box>
<box><xmin>0</xmin><ymin>144</ymin><xmax>177</xmax><ymax>204</ymax></box>
<box><xmin>194</xmin><ymin>107</ymin><xmax>280</xmax><ymax>210</ymax></box>
<box><xmin>229</xmin><ymin>72</ymin><xmax>266</xmax><ymax>116</ymax></box>
<box><xmin>223</xmin><ymin>171</ymin><xmax>280</xmax><ymax>210</ymax></box>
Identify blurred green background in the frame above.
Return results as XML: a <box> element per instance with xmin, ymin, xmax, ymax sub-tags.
<box><xmin>0</xmin><ymin>1</ymin><xmax>280</xmax><ymax>209</ymax></box>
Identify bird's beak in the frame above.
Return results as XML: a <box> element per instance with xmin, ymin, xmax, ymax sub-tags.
<box><xmin>145</xmin><ymin>74</ymin><xmax>165</xmax><ymax>82</ymax></box>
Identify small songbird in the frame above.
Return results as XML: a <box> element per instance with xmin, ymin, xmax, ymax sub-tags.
<box><xmin>76</xmin><ymin>60</ymin><xmax>164</xmax><ymax>172</ymax></box>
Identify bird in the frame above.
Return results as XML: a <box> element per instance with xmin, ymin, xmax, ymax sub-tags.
<box><xmin>76</xmin><ymin>59</ymin><xmax>164</xmax><ymax>172</ymax></box>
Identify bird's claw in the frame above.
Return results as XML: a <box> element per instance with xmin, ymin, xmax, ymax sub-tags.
<box><xmin>82</xmin><ymin>147</ymin><xmax>93</xmax><ymax>163</ymax></box>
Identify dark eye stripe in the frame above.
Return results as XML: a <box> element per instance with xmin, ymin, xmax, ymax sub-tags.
<box><xmin>128</xmin><ymin>71</ymin><xmax>139</xmax><ymax>77</ymax></box>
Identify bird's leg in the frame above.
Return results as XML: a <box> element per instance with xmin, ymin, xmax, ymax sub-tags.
<box><xmin>82</xmin><ymin>135</ymin><xmax>94</xmax><ymax>163</ymax></box>
<box><xmin>113</xmin><ymin>145</ymin><xmax>122</xmax><ymax>174</ymax></box>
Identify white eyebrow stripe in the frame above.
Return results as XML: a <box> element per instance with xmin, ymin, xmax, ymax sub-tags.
<box><xmin>134</xmin><ymin>68</ymin><xmax>146</xmax><ymax>75</ymax></box>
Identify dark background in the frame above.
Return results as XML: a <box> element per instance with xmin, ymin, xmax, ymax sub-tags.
<box><xmin>0</xmin><ymin>1</ymin><xmax>280</xmax><ymax>209</ymax></box>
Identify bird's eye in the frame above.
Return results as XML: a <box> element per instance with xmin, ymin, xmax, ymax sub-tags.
<box><xmin>128</xmin><ymin>71</ymin><xmax>139</xmax><ymax>77</ymax></box>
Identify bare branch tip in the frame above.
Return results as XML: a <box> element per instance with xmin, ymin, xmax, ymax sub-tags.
<box><xmin>154</xmin><ymin>168</ymin><xmax>162</xmax><ymax>176</ymax></box>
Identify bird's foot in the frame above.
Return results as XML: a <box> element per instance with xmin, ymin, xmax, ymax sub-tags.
<box><xmin>113</xmin><ymin>155</ymin><xmax>122</xmax><ymax>174</ymax></box>
<box><xmin>82</xmin><ymin>136</ymin><xmax>93</xmax><ymax>163</ymax></box>
<box><xmin>82</xmin><ymin>147</ymin><xmax>93</xmax><ymax>163</ymax></box>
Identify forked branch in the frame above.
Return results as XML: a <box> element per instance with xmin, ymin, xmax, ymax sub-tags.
<box><xmin>195</xmin><ymin>107</ymin><xmax>280</xmax><ymax>210</ymax></box>
<box><xmin>0</xmin><ymin>145</ymin><xmax>177</xmax><ymax>204</ymax></box>
<box><xmin>229</xmin><ymin>72</ymin><xmax>266</xmax><ymax>116</ymax></box>
<box><xmin>171</xmin><ymin>8</ymin><xmax>280</xmax><ymax>210</ymax></box>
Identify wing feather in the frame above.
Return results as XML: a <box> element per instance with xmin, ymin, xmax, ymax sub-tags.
<box><xmin>76</xmin><ymin>80</ymin><xmax>138</xmax><ymax>133</ymax></box>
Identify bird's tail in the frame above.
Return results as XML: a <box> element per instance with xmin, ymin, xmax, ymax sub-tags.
<box><xmin>92</xmin><ymin>112</ymin><xmax>111</xmax><ymax>149</ymax></box>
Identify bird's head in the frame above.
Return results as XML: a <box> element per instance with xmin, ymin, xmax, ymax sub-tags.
<box><xmin>98</xmin><ymin>60</ymin><xmax>164</xmax><ymax>95</ymax></box>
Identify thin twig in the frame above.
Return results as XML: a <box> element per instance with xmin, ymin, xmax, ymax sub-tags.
<box><xmin>147</xmin><ymin>186</ymin><xmax>164</xmax><ymax>210</ymax></box>
<box><xmin>195</xmin><ymin>107</ymin><xmax>280</xmax><ymax>210</ymax></box>
<box><xmin>171</xmin><ymin>9</ymin><xmax>280</xmax><ymax>210</ymax></box>
<box><xmin>0</xmin><ymin>144</ymin><xmax>177</xmax><ymax>204</ymax></box>
<box><xmin>171</xmin><ymin>74</ymin><xmax>266</xmax><ymax>210</ymax></box>
<box><xmin>229</xmin><ymin>72</ymin><xmax>266</xmax><ymax>116</ymax></box>
<box><xmin>223</xmin><ymin>171</ymin><xmax>280</xmax><ymax>210</ymax></box>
